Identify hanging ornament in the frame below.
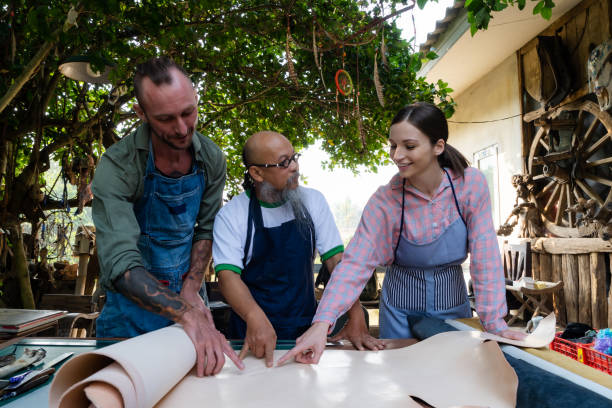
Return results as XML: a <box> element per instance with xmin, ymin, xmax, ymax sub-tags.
<box><xmin>313</xmin><ymin>23</ymin><xmax>320</xmax><ymax>70</ymax></box>
<box><xmin>374</xmin><ymin>51</ymin><xmax>385</xmax><ymax>107</ymax></box>
<box><xmin>334</xmin><ymin>69</ymin><xmax>353</xmax><ymax>96</ymax></box>
<box><xmin>381</xmin><ymin>28</ymin><xmax>389</xmax><ymax>69</ymax></box>
<box><xmin>286</xmin><ymin>21</ymin><xmax>299</xmax><ymax>87</ymax></box>
<box><xmin>355</xmin><ymin>46</ymin><xmax>365</xmax><ymax>150</ymax></box>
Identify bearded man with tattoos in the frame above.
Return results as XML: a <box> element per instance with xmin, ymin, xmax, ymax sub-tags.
<box><xmin>92</xmin><ymin>57</ymin><xmax>243</xmax><ymax>376</ymax></box>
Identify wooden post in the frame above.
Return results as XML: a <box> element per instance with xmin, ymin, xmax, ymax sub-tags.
<box><xmin>562</xmin><ymin>254</ymin><xmax>579</xmax><ymax>323</ymax></box>
<box><xmin>540</xmin><ymin>253</ymin><xmax>552</xmax><ymax>282</ymax></box>
<box><xmin>591</xmin><ymin>253</ymin><xmax>607</xmax><ymax>329</ymax></box>
<box><xmin>74</xmin><ymin>226</ymin><xmax>94</xmax><ymax>296</ymax></box>
<box><xmin>609</xmin><ymin>254</ymin><xmax>612</xmax><ymax>328</ymax></box>
<box><xmin>552</xmin><ymin>254</ymin><xmax>566</xmax><ymax>326</ymax></box>
<box><xmin>578</xmin><ymin>254</ymin><xmax>592</xmax><ymax>326</ymax></box>
<box><xmin>532</xmin><ymin>252</ymin><xmax>540</xmax><ymax>281</ymax></box>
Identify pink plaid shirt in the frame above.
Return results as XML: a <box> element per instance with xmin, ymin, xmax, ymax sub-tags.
<box><xmin>315</xmin><ymin>167</ymin><xmax>508</xmax><ymax>333</ymax></box>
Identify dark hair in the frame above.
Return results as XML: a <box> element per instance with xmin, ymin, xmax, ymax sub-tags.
<box><xmin>391</xmin><ymin>102</ymin><xmax>469</xmax><ymax>177</ymax></box>
<box><xmin>133</xmin><ymin>57</ymin><xmax>190</xmax><ymax>107</ymax></box>
<box><xmin>241</xmin><ymin>146</ymin><xmax>254</xmax><ymax>191</ymax></box>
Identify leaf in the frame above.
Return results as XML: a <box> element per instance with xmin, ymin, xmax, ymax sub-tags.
<box><xmin>416</xmin><ymin>0</ymin><xmax>428</xmax><ymax>10</ymax></box>
<box><xmin>541</xmin><ymin>7</ymin><xmax>553</xmax><ymax>19</ymax></box>
<box><xmin>533</xmin><ymin>1</ymin><xmax>544</xmax><ymax>15</ymax></box>
<box><xmin>518</xmin><ymin>0</ymin><xmax>526</xmax><ymax>10</ymax></box>
<box><xmin>426</xmin><ymin>51</ymin><xmax>438</xmax><ymax>60</ymax></box>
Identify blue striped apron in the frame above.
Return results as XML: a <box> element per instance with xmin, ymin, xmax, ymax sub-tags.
<box><xmin>379</xmin><ymin>169</ymin><xmax>471</xmax><ymax>338</ymax></box>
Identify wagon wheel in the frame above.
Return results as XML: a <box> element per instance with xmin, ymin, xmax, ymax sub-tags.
<box><xmin>527</xmin><ymin>99</ymin><xmax>612</xmax><ymax>237</ymax></box>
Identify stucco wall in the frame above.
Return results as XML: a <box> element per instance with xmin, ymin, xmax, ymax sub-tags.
<box><xmin>447</xmin><ymin>54</ymin><xmax>523</xmax><ymax>228</ymax></box>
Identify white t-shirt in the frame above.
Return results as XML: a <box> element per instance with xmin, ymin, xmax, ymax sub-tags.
<box><xmin>213</xmin><ymin>186</ymin><xmax>344</xmax><ymax>274</ymax></box>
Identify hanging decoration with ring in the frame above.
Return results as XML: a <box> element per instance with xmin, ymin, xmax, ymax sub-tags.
<box><xmin>335</xmin><ymin>69</ymin><xmax>354</xmax><ymax>96</ymax></box>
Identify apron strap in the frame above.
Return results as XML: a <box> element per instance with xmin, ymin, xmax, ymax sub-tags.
<box><xmin>242</xmin><ymin>189</ymin><xmax>258</xmax><ymax>267</ymax></box>
<box><xmin>443</xmin><ymin>169</ymin><xmax>467</xmax><ymax>227</ymax></box>
<box><xmin>394</xmin><ymin>178</ymin><xmax>406</xmax><ymax>257</ymax></box>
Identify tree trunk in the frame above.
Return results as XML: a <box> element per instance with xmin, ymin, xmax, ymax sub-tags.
<box><xmin>9</xmin><ymin>225</ymin><xmax>35</xmax><ymax>309</ymax></box>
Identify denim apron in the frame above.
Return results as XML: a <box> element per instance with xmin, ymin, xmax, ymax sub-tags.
<box><xmin>379</xmin><ymin>169</ymin><xmax>471</xmax><ymax>338</ymax></box>
<box><xmin>229</xmin><ymin>190</ymin><xmax>317</xmax><ymax>340</ymax></box>
<box><xmin>97</xmin><ymin>140</ymin><xmax>205</xmax><ymax>338</ymax></box>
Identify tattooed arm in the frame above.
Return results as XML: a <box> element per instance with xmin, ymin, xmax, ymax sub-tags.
<box><xmin>113</xmin><ymin>266</ymin><xmax>244</xmax><ymax>376</ymax></box>
<box><xmin>180</xmin><ymin>240</ymin><xmax>211</xmax><ymax>315</ymax></box>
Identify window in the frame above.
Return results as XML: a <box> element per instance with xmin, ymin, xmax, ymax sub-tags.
<box><xmin>473</xmin><ymin>145</ymin><xmax>500</xmax><ymax>227</ymax></box>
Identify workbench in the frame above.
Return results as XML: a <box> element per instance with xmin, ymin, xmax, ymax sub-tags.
<box><xmin>1</xmin><ymin>321</ymin><xmax>610</xmax><ymax>407</ymax></box>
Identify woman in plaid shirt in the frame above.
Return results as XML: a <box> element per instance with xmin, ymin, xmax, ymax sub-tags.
<box><xmin>279</xmin><ymin>102</ymin><xmax>525</xmax><ymax>365</ymax></box>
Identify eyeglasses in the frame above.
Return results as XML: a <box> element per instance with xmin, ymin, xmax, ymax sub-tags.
<box><xmin>249</xmin><ymin>153</ymin><xmax>301</xmax><ymax>169</ymax></box>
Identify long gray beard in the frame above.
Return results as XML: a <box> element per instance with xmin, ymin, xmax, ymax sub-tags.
<box><xmin>259</xmin><ymin>175</ymin><xmax>312</xmax><ymax>233</ymax></box>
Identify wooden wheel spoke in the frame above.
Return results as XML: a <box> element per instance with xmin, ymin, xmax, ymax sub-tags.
<box><xmin>585</xmin><ymin>132</ymin><xmax>611</xmax><ymax>157</ymax></box>
<box><xmin>566</xmin><ymin>185</ymin><xmax>574</xmax><ymax>227</ymax></box>
<box><xmin>531</xmin><ymin>150</ymin><xmax>571</xmax><ymax>166</ymax></box>
<box><xmin>538</xmin><ymin>137</ymin><xmax>550</xmax><ymax>151</ymax></box>
<box><xmin>555</xmin><ymin>185</ymin><xmax>567</xmax><ymax>225</ymax></box>
<box><xmin>584</xmin><ymin>156</ymin><xmax>612</xmax><ymax>168</ymax></box>
<box><xmin>532</xmin><ymin>174</ymin><xmax>547</xmax><ymax>181</ymax></box>
<box><xmin>536</xmin><ymin>180</ymin><xmax>556</xmax><ymax>199</ymax></box>
<box><xmin>570</xmin><ymin>110</ymin><xmax>585</xmax><ymax>148</ymax></box>
<box><xmin>575</xmin><ymin>179</ymin><xmax>605</xmax><ymax>206</ymax></box>
<box><xmin>576</xmin><ymin>117</ymin><xmax>599</xmax><ymax>152</ymax></box>
<box><xmin>583</xmin><ymin>171</ymin><xmax>612</xmax><ymax>187</ymax></box>
<box><xmin>544</xmin><ymin>184</ymin><xmax>561</xmax><ymax>213</ymax></box>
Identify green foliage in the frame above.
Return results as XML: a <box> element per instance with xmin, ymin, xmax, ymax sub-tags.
<box><xmin>0</xmin><ymin>0</ymin><xmax>556</xmax><ymax>214</ymax></box>
<box><xmin>466</xmin><ymin>0</ymin><xmax>555</xmax><ymax>34</ymax></box>
<box><xmin>1</xmin><ymin>0</ymin><xmax>458</xmax><ymax>203</ymax></box>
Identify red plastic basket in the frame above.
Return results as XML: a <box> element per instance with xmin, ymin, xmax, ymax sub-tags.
<box><xmin>583</xmin><ymin>346</ymin><xmax>612</xmax><ymax>375</ymax></box>
<box><xmin>550</xmin><ymin>332</ymin><xmax>612</xmax><ymax>375</ymax></box>
<box><xmin>550</xmin><ymin>332</ymin><xmax>593</xmax><ymax>363</ymax></box>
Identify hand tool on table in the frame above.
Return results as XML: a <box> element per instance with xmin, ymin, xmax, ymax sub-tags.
<box><xmin>0</xmin><ymin>352</ymin><xmax>73</xmax><ymax>392</ymax></box>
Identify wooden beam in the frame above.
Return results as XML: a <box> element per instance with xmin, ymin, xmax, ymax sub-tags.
<box><xmin>530</xmin><ymin>238</ymin><xmax>612</xmax><ymax>254</ymax></box>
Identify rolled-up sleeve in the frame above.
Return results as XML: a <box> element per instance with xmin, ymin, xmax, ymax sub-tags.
<box><xmin>92</xmin><ymin>154</ymin><xmax>143</xmax><ymax>291</ymax></box>
<box><xmin>193</xmin><ymin>139</ymin><xmax>226</xmax><ymax>242</ymax></box>
<box><xmin>465</xmin><ymin>170</ymin><xmax>508</xmax><ymax>333</ymax></box>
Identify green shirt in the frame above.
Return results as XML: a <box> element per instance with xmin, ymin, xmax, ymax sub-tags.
<box><xmin>91</xmin><ymin>123</ymin><xmax>226</xmax><ymax>290</ymax></box>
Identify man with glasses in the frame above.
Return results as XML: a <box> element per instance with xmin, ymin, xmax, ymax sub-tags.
<box><xmin>213</xmin><ymin>131</ymin><xmax>383</xmax><ymax>368</ymax></box>
<box><xmin>92</xmin><ymin>57</ymin><xmax>243</xmax><ymax>377</ymax></box>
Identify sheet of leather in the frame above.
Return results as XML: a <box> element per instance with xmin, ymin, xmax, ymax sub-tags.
<box><xmin>83</xmin><ymin>381</ymin><xmax>124</xmax><ymax>408</ymax></box>
<box><xmin>49</xmin><ymin>325</ymin><xmax>195</xmax><ymax>408</ymax></box>
<box><xmin>157</xmin><ymin>331</ymin><xmax>517</xmax><ymax>408</ymax></box>
<box><xmin>479</xmin><ymin>312</ymin><xmax>555</xmax><ymax>348</ymax></box>
<box><xmin>49</xmin><ymin>317</ymin><xmax>559</xmax><ymax>407</ymax></box>
<box><xmin>456</xmin><ymin>316</ymin><xmax>611</xmax><ymax>388</ymax></box>
<box><xmin>56</xmin><ymin>362</ymin><xmax>135</xmax><ymax>408</ymax></box>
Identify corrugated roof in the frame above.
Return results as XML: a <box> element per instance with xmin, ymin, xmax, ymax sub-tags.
<box><xmin>419</xmin><ymin>1</ymin><xmax>466</xmax><ymax>55</ymax></box>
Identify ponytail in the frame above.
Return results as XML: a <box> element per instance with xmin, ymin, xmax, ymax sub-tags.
<box><xmin>391</xmin><ymin>102</ymin><xmax>469</xmax><ymax>177</ymax></box>
<box><xmin>241</xmin><ymin>147</ymin><xmax>255</xmax><ymax>192</ymax></box>
<box><xmin>439</xmin><ymin>143</ymin><xmax>469</xmax><ymax>177</ymax></box>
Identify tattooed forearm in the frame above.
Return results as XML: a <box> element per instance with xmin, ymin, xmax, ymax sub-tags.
<box><xmin>114</xmin><ymin>266</ymin><xmax>189</xmax><ymax>321</ymax></box>
<box><xmin>184</xmin><ymin>240</ymin><xmax>212</xmax><ymax>285</ymax></box>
